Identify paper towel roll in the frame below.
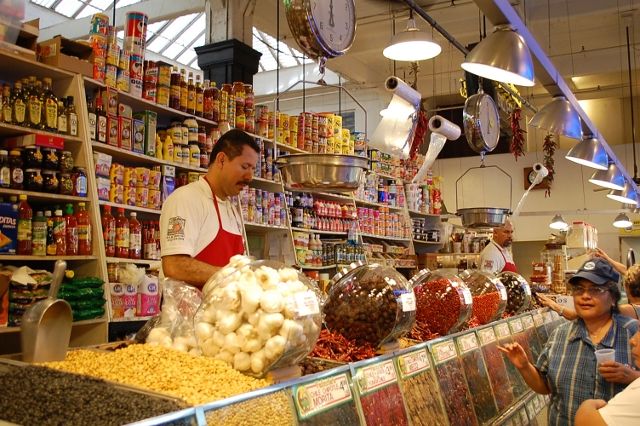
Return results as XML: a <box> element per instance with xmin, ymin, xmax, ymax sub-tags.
<box><xmin>428</xmin><ymin>115</ymin><xmax>461</xmax><ymax>140</ymax></box>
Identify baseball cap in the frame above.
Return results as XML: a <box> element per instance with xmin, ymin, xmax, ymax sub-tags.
<box><xmin>568</xmin><ymin>258</ymin><xmax>620</xmax><ymax>286</ymax></box>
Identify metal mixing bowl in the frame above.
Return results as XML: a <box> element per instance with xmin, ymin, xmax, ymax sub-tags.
<box><xmin>276</xmin><ymin>154</ymin><xmax>369</xmax><ymax>192</ymax></box>
<box><xmin>457</xmin><ymin>207</ymin><xmax>510</xmax><ymax>228</ymax></box>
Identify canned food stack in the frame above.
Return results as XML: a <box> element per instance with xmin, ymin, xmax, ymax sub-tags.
<box><xmin>123</xmin><ymin>12</ymin><xmax>147</xmax><ymax>97</ymax></box>
<box><xmin>89</xmin><ymin>13</ymin><xmax>109</xmax><ymax>82</ymax></box>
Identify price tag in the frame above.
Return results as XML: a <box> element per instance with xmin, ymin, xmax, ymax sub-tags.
<box><xmin>544</xmin><ymin>311</ymin><xmax>555</xmax><ymax>324</ymax></box>
<box><xmin>357</xmin><ymin>360</ymin><xmax>397</xmax><ymax>394</ymax></box>
<box><xmin>400</xmin><ymin>292</ymin><xmax>416</xmax><ymax>312</ymax></box>
<box><xmin>431</xmin><ymin>340</ymin><xmax>457</xmax><ymax>364</ymax></box>
<box><xmin>294</xmin><ymin>291</ymin><xmax>320</xmax><ymax>316</ymax></box>
<box><xmin>461</xmin><ymin>287</ymin><xmax>473</xmax><ymax>305</ymax></box>
<box><xmin>478</xmin><ymin>327</ymin><xmax>497</xmax><ymax>346</ymax></box>
<box><xmin>499</xmin><ymin>285</ymin><xmax>508</xmax><ymax>301</ymax></box>
<box><xmin>521</xmin><ymin>315</ymin><xmax>534</xmax><ymax>330</ymax></box>
<box><xmin>396</xmin><ymin>349</ymin><xmax>430</xmax><ymax>379</ymax></box>
<box><xmin>293</xmin><ymin>373</ymin><xmax>353</xmax><ymax>419</ymax></box>
<box><xmin>456</xmin><ymin>332</ymin><xmax>479</xmax><ymax>354</ymax></box>
<box><xmin>533</xmin><ymin>313</ymin><xmax>545</xmax><ymax>327</ymax></box>
<box><xmin>523</xmin><ymin>285</ymin><xmax>532</xmax><ymax>296</ymax></box>
<box><xmin>494</xmin><ymin>322</ymin><xmax>511</xmax><ymax>339</ymax></box>
<box><xmin>509</xmin><ymin>318</ymin><xmax>524</xmax><ymax>334</ymax></box>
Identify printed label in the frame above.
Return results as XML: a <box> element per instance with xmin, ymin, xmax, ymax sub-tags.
<box><xmin>495</xmin><ymin>322</ymin><xmax>511</xmax><ymax>339</ymax></box>
<box><xmin>457</xmin><ymin>332</ymin><xmax>479</xmax><ymax>354</ymax></box>
<box><xmin>397</xmin><ymin>349</ymin><xmax>430</xmax><ymax>379</ymax></box>
<box><xmin>521</xmin><ymin>315</ymin><xmax>535</xmax><ymax>330</ymax></box>
<box><xmin>499</xmin><ymin>286</ymin><xmax>508</xmax><ymax>301</ymax></box>
<box><xmin>293</xmin><ymin>373</ymin><xmax>353</xmax><ymax>419</ymax></box>
<box><xmin>509</xmin><ymin>318</ymin><xmax>524</xmax><ymax>334</ymax></box>
<box><xmin>533</xmin><ymin>313</ymin><xmax>545</xmax><ymax>327</ymax></box>
<box><xmin>357</xmin><ymin>360</ymin><xmax>397</xmax><ymax>394</ymax></box>
<box><xmin>400</xmin><ymin>292</ymin><xmax>416</xmax><ymax>312</ymax></box>
<box><xmin>294</xmin><ymin>291</ymin><xmax>320</xmax><ymax>316</ymax></box>
<box><xmin>523</xmin><ymin>285</ymin><xmax>532</xmax><ymax>296</ymax></box>
<box><xmin>478</xmin><ymin>327</ymin><xmax>497</xmax><ymax>346</ymax></box>
<box><xmin>166</xmin><ymin>216</ymin><xmax>185</xmax><ymax>241</ymax></box>
<box><xmin>431</xmin><ymin>340</ymin><xmax>457</xmax><ymax>364</ymax></box>
<box><xmin>544</xmin><ymin>311</ymin><xmax>555</xmax><ymax>324</ymax></box>
<box><xmin>461</xmin><ymin>287</ymin><xmax>472</xmax><ymax>305</ymax></box>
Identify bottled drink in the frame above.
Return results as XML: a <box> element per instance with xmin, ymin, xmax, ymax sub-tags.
<box><xmin>87</xmin><ymin>96</ymin><xmax>97</xmax><ymax>140</ymax></box>
<box><xmin>17</xmin><ymin>195</ymin><xmax>32</xmax><ymax>255</ymax></box>
<box><xmin>57</xmin><ymin>98</ymin><xmax>67</xmax><ymax>134</ymax></box>
<box><xmin>67</xmin><ymin>96</ymin><xmax>78</xmax><ymax>137</ymax></box>
<box><xmin>179</xmin><ymin>69</ymin><xmax>188</xmax><ymax>112</ymax></box>
<box><xmin>95</xmin><ymin>94</ymin><xmax>107</xmax><ymax>143</ymax></box>
<box><xmin>45</xmin><ymin>210</ymin><xmax>56</xmax><ymax>255</ymax></box>
<box><xmin>129</xmin><ymin>212</ymin><xmax>142</xmax><ymax>259</ymax></box>
<box><xmin>53</xmin><ymin>209</ymin><xmax>66</xmax><ymax>255</ymax></box>
<box><xmin>32</xmin><ymin>211</ymin><xmax>47</xmax><ymax>256</ymax></box>
<box><xmin>187</xmin><ymin>72</ymin><xmax>196</xmax><ymax>115</ymax></box>
<box><xmin>28</xmin><ymin>79</ymin><xmax>44</xmax><ymax>130</ymax></box>
<box><xmin>64</xmin><ymin>203</ymin><xmax>78</xmax><ymax>255</ymax></box>
<box><xmin>12</xmin><ymin>81</ymin><xmax>27</xmax><ymax>126</ymax></box>
<box><xmin>170</xmin><ymin>67</ymin><xmax>181</xmax><ymax>110</ymax></box>
<box><xmin>203</xmin><ymin>80</ymin><xmax>213</xmax><ymax>120</ymax></box>
<box><xmin>115</xmin><ymin>207</ymin><xmax>130</xmax><ymax>258</ymax></box>
<box><xmin>195</xmin><ymin>75</ymin><xmax>204</xmax><ymax>118</ymax></box>
<box><xmin>42</xmin><ymin>77</ymin><xmax>58</xmax><ymax>132</ymax></box>
<box><xmin>77</xmin><ymin>202</ymin><xmax>91</xmax><ymax>255</ymax></box>
<box><xmin>102</xmin><ymin>205</ymin><xmax>116</xmax><ymax>257</ymax></box>
<box><xmin>1</xmin><ymin>84</ymin><xmax>11</xmax><ymax>123</ymax></box>
<box><xmin>0</xmin><ymin>150</ymin><xmax>9</xmax><ymax>188</ymax></box>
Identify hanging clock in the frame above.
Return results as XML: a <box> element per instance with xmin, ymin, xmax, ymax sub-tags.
<box><xmin>285</xmin><ymin>0</ymin><xmax>357</xmax><ymax>61</ymax></box>
<box><xmin>463</xmin><ymin>88</ymin><xmax>501</xmax><ymax>155</ymax></box>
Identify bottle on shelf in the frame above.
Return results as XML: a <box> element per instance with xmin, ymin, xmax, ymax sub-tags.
<box><xmin>95</xmin><ymin>94</ymin><xmax>107</xmax><ymax>143</ymax></box>
<box><xmin>203</xmin><ymin>79</ymin><xmax>213</xmax><ymax>120</ymax></box>
<box><xmin>28</xmin><ymin>78</ymin><xmax>44</xmax><ymax>130</ymax></box>
<box><xmin>115</xmin><ymin>207</ymin><xmax>130</xmax><ymax>258</ymax></box>
<box><xmin>195</xmin><ymin>75</ymin><xmax>204</xmax><ymax>118</ymax></box>
<box><xmin>187</xmin><ymin>72</ymin><xmax>196</xmax><ymax>115</ymax></box>
<box><xmin>42</xmin><ymin>77</ymin><xmax>58</xmax><ymax>132</ymax></box>
<box><xmin>102</xmin><ymin>205</ymin><xmax>116</xmax><ymax>257</ymax></box>
<box><xmin>45</xmin><ymin>210</ymin><xmax>56</xmax><ymax>256</ymax></box>
<box><xmin>57</xmin><ymin>98</ymin><xmax>67</xmax><ymax>134</ymax></box>
<box><xmin>211</xmin><ymin>82</ymin><xmax>220</xmax><ymax>123</ymax></box>
<box><xmin>53</xmin><ymin>209</ymin><xmax>66</xmax><ymax>255</ymax></box>
<box><xmin>16</xmin><ymin>194</ymin><xmax>32</xmax><ymax>255</ymax></box>
<box><xmin>67</xmin><ymin>96</ymin><xmax>78</xmax><ymax>137</ymax></box>
<box><xmin>1</xmin><ymin>83</ymin><xmax>11</xmax><ymax>123</ymax></box>
<box><xmin>129</xmin><ymin>212</ymin><xmax>142</xmax><ymax>259</ymax></box>
<box><xmin>32</xmin><ymin>211</ymin><xmax>47</xmax><ymax>256</ymax></box>
<box><xmin>170</xmin><ymin>67</ymin><xmax>181</xmax><ymax>110</ymax></box>
<box><xmin>77</xmin><ymin>202</ymin><xmax>91</xmax><ymax>255</ymax></box>
<box><xmin>64</xmin><ymin>203</ymin><xmax>78</xmax><ymax>256</ymax></box>
<box><xmin>0</xmin><ymin>150</ymin><xmax>9</xmax><ymax>188</ymax></box>
<box><xmin>179</xmin><ymin>69</ymin><xmax>188</xmax><ymax>113</ymax></box>
<box><xmin>86</xmin><ymin>96</ymin><xmax>97</xmax><ymax>141</ymax></box>
<box><xmin>12</xmin><ymin>81</ymin><xmax>27</xmax><ymax>126</ymax></box>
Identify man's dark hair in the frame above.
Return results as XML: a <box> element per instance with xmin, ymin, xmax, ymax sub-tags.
<box><xmin>624</xmin><ymin>264</ymin><xmax>640</xmax><ymax>298</ymax></box>
<box><xmin>209</xmin><ymin>129</ymin><xmax>261</xmax><ymax>165</ymax></box>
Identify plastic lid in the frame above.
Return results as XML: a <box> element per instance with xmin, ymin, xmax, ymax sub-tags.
<box><xmin>19</xmin><ymin>194</ymin><xmax>27</xmax><ymax>201</ymax></box>
<box><xmin>131</xmin><ymin>212</ymin><xmax>137</xmax><ymax>217</ymax></box>
<box><xmin>65</xmin><ymin>204</ymin><xmax>74</xmax><ymax>214</ymax></box>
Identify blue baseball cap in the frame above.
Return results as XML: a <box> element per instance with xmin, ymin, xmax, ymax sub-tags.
<box><xmin>569</xmin><ymin>258</ymin><xmax>620</xmax><ymax>286</ymax></box>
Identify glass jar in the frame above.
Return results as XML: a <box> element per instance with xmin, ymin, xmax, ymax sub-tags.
<box><xmin>60</xmin><ymin>150</ymin><xmax>74</xmax><ymax>172</ymax></box>
<box><xmin>42</xmin><ymin>148</ymin><xmax>59</xmax><ymax>170</ymax></box>
<box><xmin>409</xmin><ymin>269</ymin><xmax>472</xmax><ymax>338</ymax></box>
<box><xmin>42</xmin><ymin>170</ymin><xmax>59</xmax><ymax>192</ymax></box>
<box><xmin>72</xmin><ymin>167</ymin><xmax>88</xmax><ymax>197</ymax></box>
<box><xmin>193</xmin><ymin>256</ymin><xmax>322</xmax><ymax>377</ymax></box>
<box><xmin>459</xmin><ymin>269</ymin><xmax>508</xmax><ymax>325</ymax></box>
<box><xmin>324</xmin><ymin>263</ymin><xmax>416</xmax><ymax>347</ymax></box>
<box><xmin>61</xmin><ymin>172</ymin><xmax>75</xmax><ymax>195</ymax></box>
<box><xmin>23</xmin><ymin>146</ymin><xmax>43</xmax><ymax>168</ymax></box>
<box><xmin>497</xmin><ymin>272</ymin><xmax>532</xmax><ymax>315</ymax></box>
<box><xmin>9</xmin><ymin>149</ymin><xmax>23</xmax><ymax>190</ymax></box>
<box><xmin>24</xmin><ymin>168</ymin><xmax>43</xmax><ymax>191</ymax></box>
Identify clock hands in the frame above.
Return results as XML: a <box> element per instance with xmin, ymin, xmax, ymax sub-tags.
<box><xmin>329</xmin><ymin>0</ymin><xmax>335</xmax><ymax>27</ymax></box>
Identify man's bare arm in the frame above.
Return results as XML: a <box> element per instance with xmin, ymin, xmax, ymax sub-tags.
<box><xmin>162</xmin><ymin>255</ymin><xmax>221</xmax><ymax>288</ymax></box>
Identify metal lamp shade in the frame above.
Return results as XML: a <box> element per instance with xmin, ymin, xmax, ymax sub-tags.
<box><xmin>565</xmin><ymin>137</ymin><xmax>608</xmax><ymax>170</ymax></box>
<box><xmin>528</xmin><ymin>96</ymin><xmax>583</xmax><ymax>140</ymax></box>
<box><xmin>549</xmin><ymin>214</ymin><xmax>569</xmax><ymax>230</ymax></box>
<box><xmin>461</xmin><ymin>25</ymin><xmax>535</xmax><ymax>87</ymax></box>
<box><xmin>613</xmin><ymin>213</ymin><xmax>633</xmax><ymax>228</ymax></box>
<box><xmin>607</xmin><ymin>182</ymin><xmax>638</xmax><ymax>206</ymax></box>
<box><xmin>589</xmin><ymin>163</ymin><xmax>626</xmax><ymax>190</ymax></box>
<box><xmin>383</xmin><ymin>18</ymin><xmax>441</xmax><ymax>61</ymax></box>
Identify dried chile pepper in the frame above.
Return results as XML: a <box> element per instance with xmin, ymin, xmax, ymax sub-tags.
<box><xmin>298</xmin><ymin>400</ymin><xmax>361</xmax><ymax>426</ymax></box>
<box><xmin>509</xmin><ymin>107</ymin><xmax>526</xmax><ymax>161</ymax></box>
<box><xmin>480</xmin><ymin>341</ymin><xmax>515</xmax><ymax>411</ymax></box>
<box><xmin>360</xmin><ymin>384</ymin><xmax>409</xmax><ymax>426</ymax></box>
<box><xmin>414</xmin><ymin>277</ymin><xmax>469</xmax><ymax>336</ymax></box>
<box><xmin>472</xmin><ymin>292</ymin><xmax>502</xmax><ymax>325</ymax></box>
<box><xmin>309</xmin><ymin>329</ymin><xmax>377</xmax><ymax>363</ymax></box>
<box><xmin>433</xmin><ymin>358</ymin><xmax>479</xmax><ymax>426</ymax></box>
<box><xmin>398</xmin><ymin>370</ymin><xmax>449</xmax><ymax>425</ymax></box>
<box><xmin>543</xmin><ymin>133</ymin><xmax>557</xmax><ymax>197</ymax></box>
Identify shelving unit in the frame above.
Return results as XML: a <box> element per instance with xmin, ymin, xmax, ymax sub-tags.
<box><xmin>91</xmin><ymin>141</ymin><xmax>207</xmax><ymax>173</ymax></box>
<box><xmin>99</xmin><ymin>200</ymin><xmax>161</xmax><ymax>215</ymax></box>
<box><xmin>290</xmin><ymin>227</ymin><xmax>347</xmax><ymax>236</ymax></box>
<box><xmin>354</xmin><ymin>198</ymin><xmax>405</xmax><ymax>213</ymax></box>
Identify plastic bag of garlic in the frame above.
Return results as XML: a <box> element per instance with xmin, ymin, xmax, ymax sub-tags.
<box><xmin>194</xmin><ymin>255</ymin><xmax>323</xmax><ymax>377</ymax></box>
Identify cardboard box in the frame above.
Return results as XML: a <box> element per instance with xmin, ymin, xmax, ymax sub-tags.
<box><xmin>118</xmin><ymin>103</ymin><xmax>132</xmax><ymax>118</ymax></box>
<box><xmin>132</xmin><ymin>119</ymin><xmax>145</xmax><ymax>154</ymax></box>
<box><xmin>96</xmin><ymin>176</ymin><xmax>111</xmax><ymax>200</ymax></box>
<box><xmin>133</xmin><ymin>111</ymin><xmax>157</xmax><ymax>157</ymax></box>
<box><xmin>107</xmin><ymin>114</ymin><xmax>118</xmax><ymax>147</ymax></box>
<box><xmin>93</xmin><ymin>151</ymin><xmax>112</xmax><ymax>177</ymax></box>
<box><xmin>100</xmin><ymin>87</ymin><xmax>118</xmax><ymax>116</ymax></box>
<box><xmin>5</xmin><ymin>133</ymin><xmax>64</xmax><ymax>150</ymax></box>
<box><xmin>118</xmin><ymin>116</ymin><xmax>132</xmax><ymax>150</ymax></box>
<box><xmin>37</xmin><ymin>35</ymin><xmax>93</xmax><ymax>77</ymax></box>
<box><xmin>0</xmin><ymin>203</ymin><xmax>18</xmax><ymax>254</ymax></box>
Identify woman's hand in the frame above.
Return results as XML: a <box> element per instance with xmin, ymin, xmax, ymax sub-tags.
<box><xmin>537</xmin><ymin>293</ymin><xmax>560</xmax><ymax>310</ymax></box>
<box><xmin>498</xmin><ymin>342</ymin><xmax>530</xmax><ymax>369</ymax></box>
<box><xmin>592</xmin><ymin>248</ymin><xmax>611</xmax><ymax>262</ymax></box>
<box><xmin>598</xmin><ymin>361</ymin><xmax>640</xmax><ymax>384</ymax></box>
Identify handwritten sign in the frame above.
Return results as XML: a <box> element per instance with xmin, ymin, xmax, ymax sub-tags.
<box><xmin>356</xmin><ymin>360</ymin><xmax>397</xmax><ymax>394</ymax></box>
<box><xmin>478</xmin><ymin>327</ymin><xmax>497</xmax><ymax>346</ymax></box>
<box><xmin>400</xmin><ymin>292</ymin><xmax>416</xmax><ymax>312</ymax></box>
<box><xmin>293</xmin><ymin>373</ymin><xmax>353</xmax><ymax>419</ymax></box>
<box><xmin>396</xmin><ymin>349</ymin><xmax>430</xmax><ymax>379</ymax></box>
<box><xmin>494</xmin><ymin>322</ymin><xmax>511</xmax><ymax>339</ymax></box>
<box><xmin>431</xmin><ymin>340</ymin><xmax>457</xmax><ymax>364</ymax></box>
<box><xmin>508</xmin><ymin>318</ymin><xmax>524</xmax><ymax>334</ymax></box>
<box><xmin>456</xmin><ymin>332</ymin><xmax>479</xmax><ymax>354</ymax></box>
<box><xmin>521</xmin><ymin>315</ymin><xmax>535</xmax><ymax>330</ymax></box>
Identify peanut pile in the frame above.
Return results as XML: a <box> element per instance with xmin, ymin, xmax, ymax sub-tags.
<box><xmin>205</xmin><ymin>390</ymin><xmax>295</xmax><ymax>425</ymax></box>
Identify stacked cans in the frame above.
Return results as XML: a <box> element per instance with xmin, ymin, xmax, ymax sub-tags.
<box><xmin>124</xmin><ymin>11</ymin><xmax>147</xmax><ymax>97</ymax></box>
<box><xmin>89</xmin><ymin>13</ymin><xmax>109</xmax><ymax>82</ymax></box>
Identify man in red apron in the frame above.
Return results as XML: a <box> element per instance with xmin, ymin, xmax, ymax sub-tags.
<box><xmin>479</xmin><ymin>219</ymin><xmax>518</xmax><ymax>274</ymax></box>
<box><xmin>160</xmin><ymin>129</ymin><xmax>260</xmax><ymax>288</ymax></box>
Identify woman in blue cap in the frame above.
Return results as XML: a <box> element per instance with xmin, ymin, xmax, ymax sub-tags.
<box><xmin>499</xmin><ymin>258</ymin><xmax>640</xmax><ymax>426</ymax></box>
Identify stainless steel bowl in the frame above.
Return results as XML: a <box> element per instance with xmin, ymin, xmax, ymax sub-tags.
<box><xmin>276</xmin><ymin>154</ymin><xmax>369</xmax><ymax>192</ymax></box>
<box><xmin>457</xmin><ymin>207</ymin><xmax>510</xmax><ymax>228</ymax></box>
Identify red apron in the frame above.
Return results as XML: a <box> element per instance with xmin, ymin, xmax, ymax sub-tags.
<box><xmin>194</xmin><ymin>193</ymin><xmax>244</xmax><ymax>267</ymax></box>
<box><xmin>494</xmin><ymin>242</ymin><xmax>518</xmax><ymax>273</ymax></box>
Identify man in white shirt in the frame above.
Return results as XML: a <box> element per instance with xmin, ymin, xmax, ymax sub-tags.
<box><xmin>575</xmin><ymin>329</ymin><xmax>640</xmax><ymax>425</ymax></box>
<box><xmin>479</xmin><ymin>219</ymin><xmax>518</xmax><ymax>274</ymax></box>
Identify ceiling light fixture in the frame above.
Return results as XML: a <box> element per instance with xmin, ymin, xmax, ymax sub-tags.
<box><xmin>613</xmin><ymin>212</ymin><xmax>633</xmax><ymax>229</ymax></box>
<box><xmin>549</xmin><ymin>214</ymin><xmax>569</xmax><ymax>231</ymax></box>
<box><xmin>565</xmin><ymin>136</ymin><xmax>608</xmax><ymax>170</ymax></box>
<box><xmin>607</xmin><ymin>182</ymin><xmax>639</xmax><ymax>206</ymax></box>
<box><xmin>383</xmin><ymin>12</ymin><xmax>441</xmax><ymax>62</ymax></box>
<box><xmin>461</xmin><ymin>25</ymin><xmax>535</xmax><ymax>87</ymax></box>
<box><xmin>528</xmin><ymin>96</ymin><xmax>583</xmax><ymax>140</ymax></box>
<box><xmin>589</xmin><ymin>163</ymin><xmax>626</xmax><ymax>190</ymax></box>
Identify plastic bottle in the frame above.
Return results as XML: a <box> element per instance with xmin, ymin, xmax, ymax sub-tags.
<box><xmin>115</xmin><ymin>207</ymin><xmax>130</xmax><ymax>258</ymax></box>
<box><xmin>32</xmin><ymin>211</ymin><xmax>47</xmax><ymax>256</ymax></box>
<box><xmin>163</xmin><ymin>133</ymin><xmax>174</xmax><ymax>162</ymax></box>
<box><xmin>45</xmin><ymin>210</ymin><xmax>56</xmax><ymax>255</ymax></box>
<box><xmin>129</xmin><ymin>212</ymin><xmax>142</xmax><ymax>259</ymax></box>
<box><xmin>64</xmin><ymin>203</ymin><xmax>78</xmax><ymax>255</ymax></box>
<box><xmin>53</xmin><ymin>209</ymin><xmax>66</xmax><ymax>255</ymax></box>
<box><xmin>77</xmin><ymin>202</ymin><xmax>91</xmax><ymax>255</ymax></box>
<box><xmin>102</xmin><ymin>205</ymin><xmax>116</xmax><ymax>257</ymax></box>
<box><xmin>17</xmin><ymin>194</ymin><xmax>32</xmax><ymax>255</ymax></box>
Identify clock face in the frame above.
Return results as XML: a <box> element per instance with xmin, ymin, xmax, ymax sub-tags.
<box><xmin>528</xmin><ymin>170</ymin><xmax>539</xmax><ymax>184</ymax></box>
<box><xmin>309</xmin><ymin>0</ymin><xmax>356</xmax><ymax>56</ymax></box>
<box><xmin>478</xmin><ymin>95</ymin><xmax>500</xmax><ymax>149</ymax></box>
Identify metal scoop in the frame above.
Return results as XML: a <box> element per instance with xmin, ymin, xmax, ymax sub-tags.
<box><xmin>21</xmin><ymin>260</ymin><xmax>72</xmax><ymax>363</ymax></box>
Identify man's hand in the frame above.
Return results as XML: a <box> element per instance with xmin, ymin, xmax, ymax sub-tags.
<box><xmin>575</xmin><ymin>399</ymin><xmax>607</xmax><ymax>426</ymax></box>
<box><xmin>599</xmin><ymin>361</ymin><xmax>640</xmax><ymax>384</ymax></box>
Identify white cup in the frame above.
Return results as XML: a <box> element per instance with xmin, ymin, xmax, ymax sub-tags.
<box><xmin>594</xmin><ymin>348</ymin><xmax>615</xmax><ymax>365</ymax></box>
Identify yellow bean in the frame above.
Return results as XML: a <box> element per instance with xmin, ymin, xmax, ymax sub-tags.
<box><xmin>205</xmin><ymin>390</ymin><xmax>295</xmax><ymax>426</ymax></box>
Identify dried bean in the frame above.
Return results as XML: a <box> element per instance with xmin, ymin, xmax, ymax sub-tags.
<box><xmin>398</xmin><ymin>370</ymin><xmax>449</xmax><ymax>425</ymax></box>
<box><xmin>360</xmin><ymin>384</ymin><xmax>409</xmax><ymax>426</ymax></box>
<box><xmin>433</xmin><ymin>359</ymin><xmax>478</xmax><ymax>426</ymax></box>
<box><xmin>0</xmin><ymin>364</ymin><xmax>188</xmax><ymax>426</ymax></box>
<box><xmin>459</xmin><ymin>348</ymin><xmax>498</xmax><ymax>423</ymax></box>
<box><xmin>480</xmin><ymin>342</ymin><xmax>514</xmax><ymax>411</ymax></box>
<box><xmin>298</xmin><ymin>400</ymin><xmax>361</xmax><ymax>425</ymax></box>
<box><xmin>205</xmin><ymin>390</ymin><xmax>295</xmax><ymax>426</ymax></box>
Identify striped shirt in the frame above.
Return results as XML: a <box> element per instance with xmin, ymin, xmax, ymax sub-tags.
<box><xmin>535</xmin><ymin>314</ymin><xmax>639</xmax><ymax>426</ymax></box>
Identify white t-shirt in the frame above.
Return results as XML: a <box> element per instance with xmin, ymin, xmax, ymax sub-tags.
<box><xmin>479</xmin><ymin>241</ymin><xmax>514</xmax><ymax>274</ymax></box>
<box><xmin>160</xmin><ymin>177</ymin><xmax>242</xmax><ymax>258</ymax></box>
<box><xmin>598</xmin><ymin>376</ymin><xmax>640</xmax><ymax>425</ymax></box>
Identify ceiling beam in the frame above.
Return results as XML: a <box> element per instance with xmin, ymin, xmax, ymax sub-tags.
<box><xmin>39</xmin><ymin>0</ymin><xmax>204</xmax><ymax>40</ymax></box>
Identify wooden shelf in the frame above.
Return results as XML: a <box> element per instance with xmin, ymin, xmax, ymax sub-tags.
<box><xmin>249</xmin><ymin>176</ymin><xmax>282</xmax><ymax>191</ymax></box>
<box><xmin>245</xmin><ymin>222</ymin><xmax>289</xmax><ymax>232</ymax></box>
<box><xmin>0</xmin><ymin>122</ymin><xmax>83</xmax><ymax>143</ymax></box>
<box><xmin>0</xmin><ymin>255</ymin><xmax>98</xmax><ymax>261</ymax></box>
<box><xmin>92</xmin><ymin>141</ymin><xmax>207</xmax><ymax>173</ymax></box>
<box><xmin>360</xmin><ymin>233</ymin><xmax>411</xmax><ymax>243</ymax></box>
<box><xmin>291</xmin><ymin>227</ymin><xmax>348</xmax><ymax>236</ymax></box>
<box><xmin>105</xmin><ymin>257</ymin><xmax>160</xmax><ymax>265</ymax></box>
<box><xmin>408</xmin><ymin>210</ymin><xmax>440</xmax><ymax>218</ymax></box>
<box><xmin>110</xmin><ymin>316</ymin><xmax>154</xmax><ymax>323</ymax></box>
<box><xmin>371</xmin><ymin>170</ymin><xmax>401</xmax><ymax>181</ymax></box>
<box><xmin>425</xmin><ymin>252</ymin><xmax>481</xmax><ymax>256</ymax></box>
<box><xmin>354</xmin><ymin>199</ymin><xmax>405</xmax><ymax>212</ymax></box>
<box><xmin>84</xmin><ymin>77</ymin><xmax>218</xmax><ymax>128</ymax></box>
<box><xmin>299</xmin><ymin>264</ymin><xmax>338</xmax><ymax>270</ymax></box>
<box><xmin>0</xmin><ymin>49</ymin><xmax>75</xmax><ymax>80</ymax></box>
<box><xmin>412</xmin><ymin>239</ymin><xmax>444</xmax><ymax>245</ymax></box>
<box><xmin>0</xmin><ymin>188</ymin><xmax>89</xmax><ymax>203</ymax></box>
<box><xmin>99</xmin><ymin>200</ymin><xmax>161</xmax><ymax>215</ymax></box>
<box><xmin>0</xmin><ymin>317</ymin><xmax>106</xmax><ymax>334</ymax></box>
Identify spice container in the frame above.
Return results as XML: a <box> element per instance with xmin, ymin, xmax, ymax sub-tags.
<box><xmin>354</xmin><ymin>359</ymin><xmax>409</xmax><ymax>425</ymax></box>
<box><xmin>521</xmin><ymin>314</ymin><xmax>544</xmax><ymax>361</ymax></box>
<box><xmin>60</xmin><ymin>150</ymin><xmax>74</xmax><ymax>172</ymax></box>
<box><xmin>455</xmin><ymin>331</ymin><xmax>499</xmax><ymax>424</ymax></box>
<box><xmin>459</xmin><ymin>269</ymin><xmax>507</xmax><ymax>325</ymax></box>
<box><xmin>42</xmin><ymin>170</ymin><xmax>59</xmax><ymax>192</ymax></box>
<box><xmin>410</xmin><ymin>269</ymin><xmax>472</xmax><ymax>337</ymax></box>
<box><xmin>9</xmin><ymin>149</ymin><xmax>23</xmax><ymax>189</ymax></box>
<box><xmin>324</xmin><ymin>263</ymin><xmax>416</xmax><ymax>347</ymax></box>
<box><xmin>494</xmin><ymin>321</ymin><xmax>529</xmax><ymax>399</ymax></box>
<box><xmin>59</xmin><ymin>172</ymin><xmax>73</xmax><ymax>195</ymax></box>
<box><xmin>476</xmin><ymin>325</ymin><xmax>514</xmax><ymax>411</ymax></box>
<box><xmin>42</xmin><ymin>148</ymin><xmax>59</xmax><ymax>170</ymax></box>
<box><xmin>498</xmin><ymin>271</ymin><xmax>532</xmax><ymax>315</ymax></box>
<box><xmin>24</xmin><ymin>168</ymin><xmax>43</xmax><ymax>191</ymax></box>
<box><xmin>195</xmin><ymin>255</ymin><xmax>322</xmax><ymax>377</ymax></box>
<box><xmin>23</xmin><ymin>146</ymin><xmax>43</xmax><ymax>167</ymax></box>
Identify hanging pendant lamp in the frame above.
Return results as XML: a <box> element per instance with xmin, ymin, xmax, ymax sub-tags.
<box><xmin>549</xmin><ymin>214</ymin><xmax>569</xmax><ymax>231</ymax></box>
<box><xmin>565</xmin><ymin>136</ymin><xmax>608</xmax><ymax>170</ymax></box>
<box><xmin>613</xmin><ymin>212</ymin><xmax>633</xmax><ymax>229</ymax></box>
<box><xmin>607</xmin><ymin>182</ymin><xmax>638</xmax><ymax>206</ymax></box>
<box><xmin>529</xmin><ymin>96</ymin><xmax>583</xmax><ymax>140</ymax></box>
<box><xmin>383</xmin><ymin>13</ymin><xmax>441</xmax><ymax>62</ymax></box>
<box><xmin>589</xmin><ymin>163</ymin><xmax>626</xmax><ymax>190</ymax></box>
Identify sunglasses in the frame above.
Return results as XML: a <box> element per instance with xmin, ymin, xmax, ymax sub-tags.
<box><xmin>569</xmin><ymin>286</ymin><xmax>609</xmax><ymax>297</ymax></box>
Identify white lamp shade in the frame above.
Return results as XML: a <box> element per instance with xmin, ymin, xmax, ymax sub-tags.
<box><xmin>607</xmin><ymin>182</ymin><xmax>638</xmax><ymax>206</ymax></box>
<box><xmin>383</xmin><ymin>19</ymin><xmax>441</xmax><ymax>62</ymax></box>
<box><xmin>589</xmin><ymin>163</ymin><xmax>626</xmax><ymax>190</ymax></box>
<box><xmin>549</xmin><ymin>214</ymin><xmax>569</xmax><ymax>230</ymax></box>
<box><xmin>565</xmin><ymin>137</ymin><xmax>608</xmax><ymax>170</ymax></box>
<box><xmin>613</xmin><ymin>213</ymin><xmax>633</xmax><ymax>228</ymax></box>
